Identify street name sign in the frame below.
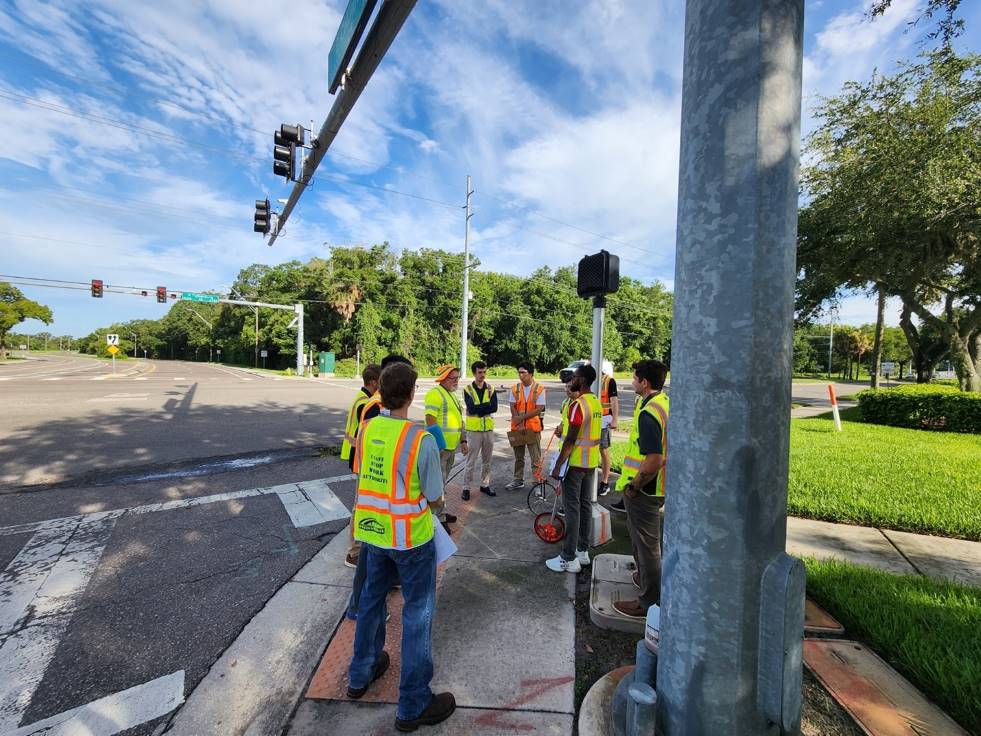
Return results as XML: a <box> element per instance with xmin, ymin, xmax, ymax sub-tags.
<box><xmin>106</xmin><ymin>334</ymin><xmax>120</xmax><ymax>346</ymax></box>
<box><xmin>327</xmin><ymin>0</ymin><xmax>377</xmax><ymax>94</ymax></box>
<box><xmin>181</xmin><ymin>292</ymin><xmax>219</xmax><ymax>303</ymax></box>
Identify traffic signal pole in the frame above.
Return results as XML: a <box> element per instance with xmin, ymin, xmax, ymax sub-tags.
<box><xmin>656</xmin><ymin>1</ymin><xmax>805</xmax><ymax>734</ymax></box>
<box><xmin>266</xmin><ymin>0</ymin><xmax>417</xmax><ymax>247</ymax></box>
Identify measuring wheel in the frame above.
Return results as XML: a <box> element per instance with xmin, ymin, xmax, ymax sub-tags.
<box><xmin>527</xmin><ymin>480</ymin><xmax>559</xmax><ymax>515</ymax></box>
<box><xmin>534</xmin><ymin>512</ymin><xmax>566</xmax><ymax>543</ymax></box>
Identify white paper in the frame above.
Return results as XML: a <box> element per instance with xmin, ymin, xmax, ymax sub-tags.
<box><xmin>433</xmin><ymin>519</ymin><xmax>457</xmax><ymax>565</ymax></box>
<box><xmin>601</xmin><ymin>414</ymin><xmax>613</xmax><ymax>429</ymax></box>
<box><xmin>547</xmin><ymin>451</ymin><xmax>569</xmax><ymax>479</ymax></box>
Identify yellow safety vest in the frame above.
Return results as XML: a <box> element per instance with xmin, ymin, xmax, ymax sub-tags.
<box><xmin>425</xmin><ymin>385</ymin><xmax>463</xmax><ymax>450</ymax></box>
<box><xmin>340</xmin><ymin>389</ymin><xmax>372</xmax><ymax>461</ymax></box>
<box><xmin>600</xmin><ymin>375</ymin><xmax>613</xmax><ymax>416</ymax></box>
<box><xmin>464</xmin><ymin>382</ymin><xmax>494</xmax><ymax>432</ymax></box>
<box><xmin>569</xmin><ymin>393</ymin><xmax>603</xmax><ymax>469</ymax></box>
<box><xmin>559</xmin><ymin>397</ymin><xmax>572</xmax><ymax>438</ymax></box>
<box><xmin>616</xmin><ymin>392</ymin><xmax>669</xmax><ymax>496</ymax></box>
<box><xmin>353</xmin><ymin>416</ymin><xmax>435</xmax><ymax>550</ymax></box>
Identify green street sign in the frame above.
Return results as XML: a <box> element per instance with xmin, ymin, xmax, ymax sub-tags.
<box><xmin>181</xmin><ymin>292</ymin><xmax>219</xmax><ymax>303</ymax></box>
<box><xmin>327</xmin><ymin>0</ymin><xmax>377</xmax><ymax>94</ymax></box>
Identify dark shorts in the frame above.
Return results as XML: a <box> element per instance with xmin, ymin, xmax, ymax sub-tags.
<box><xmin>600</xmin><ymin>427</ymin><xmax>612</xmax><ymax>449</ymax></box>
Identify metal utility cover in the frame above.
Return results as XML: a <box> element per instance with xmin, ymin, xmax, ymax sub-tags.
<box><xmin>327</xmin><ymin>0</ymin><xmax>378</xmax><ymax>94</ymax></box>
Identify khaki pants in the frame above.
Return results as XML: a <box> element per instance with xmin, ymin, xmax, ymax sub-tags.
<box><xmin>512</xmin><ymin>433</ymin><xmax>542</xmax><ymax>482</ymax></box>
<box><xmin>625</xmin><ymin>492</ymin><xmax>664</xmax><ymax>608</ymax></box>
<box><xmin>464</xmin><ymin>430</ymin><xmax>494</xmax><ymax>489</ymax></box>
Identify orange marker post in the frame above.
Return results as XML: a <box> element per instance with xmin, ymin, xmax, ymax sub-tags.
<box><xmin>827</xmin><ymin>383</ymin><xmax>842</xmax><ymax>431</ymax></box>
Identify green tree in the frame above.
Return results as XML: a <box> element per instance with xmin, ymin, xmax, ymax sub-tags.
<box><xmin>798</xmin><ymin>53</ymin><xmax>981</xmax><ymax>390</ymax></box>
<box><xmin>0</xmin><ymin>283</ymin><xmax>53</xmax><ymax>360</ymax></box>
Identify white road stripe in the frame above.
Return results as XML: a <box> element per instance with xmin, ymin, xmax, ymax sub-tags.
<box><xmin>0</xmin><ymin>475</ymin><xmax>359</xmax><ymax>538</ymax></box>
<box><xmin>0</xmin><ymin>516</ymin><xmax>117</xmax><ymax>732</ymax></box>
<box><xmin>10</xmin><ymin>670</ymin><xmax>185</xmax><ymax>736</ymax></box>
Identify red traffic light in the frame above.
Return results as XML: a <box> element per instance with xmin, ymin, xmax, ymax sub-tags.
<box><xmin>156</xmin><ymin>286</ymin><xmax>167</xmax><ymax>303</ymax></box>
<box><xmin>91</xmin><ymin>279</ymin><xmax>103</xmax><ymax>298</ymax></box>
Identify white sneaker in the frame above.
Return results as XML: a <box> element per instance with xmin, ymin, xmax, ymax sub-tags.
<box><xmin>576</xmin><ymin>550</ymin><xmax>591</xmax><ymax>567</ymax></box>
<box><xmin>505</xmin><ymin>480</ymin><xmax>525</xmax><ymax>491</ymax></box>
<box><xmin>545</xmin><ymin>555</ymin><xmax>582</xmax><ymax>573</ymax></box>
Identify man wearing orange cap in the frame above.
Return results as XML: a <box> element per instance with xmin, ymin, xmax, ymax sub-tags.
<box><xmin>425</xmin><ymin>365</ymin><xmax>468</xmax><ymax>487</ymax></box>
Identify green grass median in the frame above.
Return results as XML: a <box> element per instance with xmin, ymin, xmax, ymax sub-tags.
<box><xmin>610</xmin><ymin>407</ymin><xmax>981</xmax><ymax>540</ymax></box>
<box><xmin>805</xmin><ymin>558</ymin><xmax>981</xmax><ymax>734</ymax></box>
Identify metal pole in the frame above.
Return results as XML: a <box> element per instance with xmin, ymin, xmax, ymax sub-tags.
<box><xmin>267</xmin><ymin>0</ymin><xmax>417</xmax><ymax>246</ymax></box>
<box><xmin>256</xmin><ymin>310</ymin><xmax>260</xmax><ymax>368</ymax></box>
<box><xmin>356</xmin><ymin>347</ymin><xmax>361</xmax><ymax>377</ymax></box>
<box><xmin>460</xmin><ymin>175</ymin><xmax>473</xmax><ymax>377</ymax></box>
<box><xmin>657</xmin><ymin>1</ymin><xmax>805</xmax><ymax>734</ymax></box>
<box><xmin>589</xmin><ymin>297</ymin><xmax>605</xmax><ymax>504</ymax></box>
<box><xmin>295</xmin><ymin>303</ymin><xmax>304</xmax><ymax>376</ymax></box>
<box><xmin>828</xmin><ymin>318</ymin><xmax>834</xmax><ymax>380</ymax></box>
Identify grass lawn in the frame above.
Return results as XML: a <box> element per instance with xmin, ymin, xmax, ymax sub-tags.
<box><xmin>609</xmin><ymin>406</ymin><xmax>981</xmax><ymax>540</ymax></box>
<box><xmin>805</xmin><ymin>558</ymin><xmax>981</xmax><ymax>734</ymax></box>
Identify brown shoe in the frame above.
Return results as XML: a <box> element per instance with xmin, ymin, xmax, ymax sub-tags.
<box><xmin>347</xmin><ymin>651</ymin><xmax>390</xmax><ymax>699</ymax></box>
<box><xmin>613</xmin><ymin>599</ymin><xmax>647</xmax><ymax>618</ymax></box>
<box><xmin>631</xmin><ymin>571</ymin><xmax>641</xmax><ymax>589</ymax></box>
<box><xmin>344</xmin><ymin>552</ymin><xmax>358</xmax><ymax>569</ymax></box>
<box><xmin>395</xmin><ymin>692</ymin><xmax>456</xmax><ymax>732</ymax></box>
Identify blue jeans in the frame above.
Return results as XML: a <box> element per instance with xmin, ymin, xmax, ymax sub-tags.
<box><xmin>347</xmin><ymin>541</ymin><xmax>437</xmax><ymax>721</ymax></box>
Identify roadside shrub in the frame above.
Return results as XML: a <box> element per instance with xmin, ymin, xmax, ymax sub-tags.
<box><xmin>333</xmin><ymin>358</ymin><xmax>357</xmax><ymax>377</ymax></box>
<box><xmin>857</xmin><ymin>384</ymin><xmax>981</xmax><ymax>433</ymax></box>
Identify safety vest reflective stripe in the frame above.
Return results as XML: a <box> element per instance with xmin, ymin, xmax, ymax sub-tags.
<box><xmin>616</xmin><ymin>392</ymin><xmax>669</xmax><ymax>496</ymax></box>
<box><xmin>600</xmin><ymin>376</ymin><xmax>612</xmax><ymax>415</ymax></box>
<box><xmin>353</xmin><ymin>417</ymin><xmax>434</xmax><ymax>550</ymax></box>
<box><xmin>464</xmin><ymin>384</ymin><xmax>494</xmax><ymax>432</ymax></box>
<box><xmin>571</xmin><ymin>393</ymin><xmax>603</xmax><ymax>468</ymax></box>
<box><xmin>425</xmin><ymin>385</ymin><xmax>463</xmax><ymax>450</ymax></box>
<box><xmin>510</xmin><ymin>382</ymin><xmax>544</xmax><ymax>432</ymax></box>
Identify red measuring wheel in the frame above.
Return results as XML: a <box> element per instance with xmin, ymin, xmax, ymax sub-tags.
<box><xmin>534</xmin><ymin>513</ymin><xmax>565</xmax><ymax>543</ymax></box>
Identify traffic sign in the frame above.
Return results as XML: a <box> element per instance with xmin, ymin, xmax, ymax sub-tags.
<box><xmin>181</xmin><ymin>292</ymin><xmax>219</xmax><ymax>303</ymax></box>
<box><xmin>260</xmin><ymin>350</ymin><xmax>268</xmax><ymax>358</ymax></box>
<box><xmin>328</xmin><ymin>0</ymin><xmax>377</xmax><ymax>94</ymax></box>
<box><xmin>106</xmin><ymin>334</ymin><xmax>120</xmax><ymax>346</ymax></box>
<box><xmin>881</xmin><ymin>361</ymin><xmax>896</xmax><ymax>375</ymax></box>
<box><xmin>107</xmin><ymin>345</ymin><xmax>120</xmax><ymax>355</ymax></box>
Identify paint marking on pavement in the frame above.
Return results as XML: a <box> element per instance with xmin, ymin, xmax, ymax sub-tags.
<box><xmin>40</xmin><ymin>377</ymin><xmax>63</xmax><ymax>381</ymax></box>
<box><xmin>134</xmin><ymin>377</ymin><xmax>148</xmax><ymax>380</ymax></box>
<box><xmin>173</xmin><ymin>377</ymin><xmax>186</xmax><ymax>381</ymax></box>
<box><xmin>0</xmin><ymin>515</ymin><xmax>117</xmax><ymax>732</ymax></box>
<box><xmin>10</xmin><ymin>670</ymin><xmax>185</xmax><ymax>736</ymax></box>
<box><xmin>0</xmin><ymin>476</ymin><xmax>359</xmax><ymax>539</ymax></box>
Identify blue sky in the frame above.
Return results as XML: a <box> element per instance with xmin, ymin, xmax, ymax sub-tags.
<box><xmin>2</xmin><ymin>0</ymin><xmax>978</xmax><ymax>338</ymax></box>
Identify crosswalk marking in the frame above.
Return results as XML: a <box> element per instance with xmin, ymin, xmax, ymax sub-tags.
<box><xmin>0</xmin><ymin>515</ymin><xmax>117</xmax><ymax>732</ymax></box>
<box><xmin>10</xmin><ymin>670</ymin><xmax>185</xmax><ymax>736</ymax></box>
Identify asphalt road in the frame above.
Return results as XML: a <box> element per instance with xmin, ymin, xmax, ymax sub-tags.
<box><xmin>0</xmin><ymin>353</ymin><xmax>859</xmax><ymax>735</ymax></box>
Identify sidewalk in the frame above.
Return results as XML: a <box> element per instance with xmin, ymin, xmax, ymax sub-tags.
<box><xmin>164</xmin><ymin>455</ymin><xmax>981</xmax><ymax>735</ymax></box>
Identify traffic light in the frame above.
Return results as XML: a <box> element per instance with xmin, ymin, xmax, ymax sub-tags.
<box><xmin>273</xmin><ymin>124</ymin><xmax>304</xmax><ymax>181</ymax></box>
<box><xmin>577</xmin><ymin>250</ymin><xmax>620</xmax><ymax>298</ymax></box>
<box><xmin>156</xmin><ymin>286</ymin><xmax>167</xmax><ymax>303</ymax></box>
<box><xmin>254</xmin><ymin>198</ymin><xmax>270</xmax><ymax>235</ymax></box>
<box><xmin>91</xmin><ymin>279</ymin><xmax>103</xmax><ymax>298</ymax></box>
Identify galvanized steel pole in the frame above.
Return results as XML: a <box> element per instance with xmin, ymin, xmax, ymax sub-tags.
<box><xmin>656</xmin><ymin>0</ymin><xmax>805</xmax><ymax>734</ymax></box>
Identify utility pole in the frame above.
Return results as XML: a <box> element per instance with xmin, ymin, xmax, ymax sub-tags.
<box><xmin>460</xmin><ymin>175</ymin><xmax>473</xmax><ymax>378</ymax></box>
<box><xmin>828</xmin><ymin>312</ymin><xmax>835</xmax><ymax>380</ymax></box>
<box><xmin>657</xmin><ymin>1</ymin><xmax>805</xmax><ymax>735</ymax></box>
<box><xmin>131</xmin><ymin>333</ymin><xmax>137</xmax><ymax>358</ymax></box>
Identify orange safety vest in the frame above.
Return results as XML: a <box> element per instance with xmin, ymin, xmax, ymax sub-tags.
<box><xmin>600</xmin><ymin>375</ymin><xmax>613</xmax><ymax>416</ymax></box>
<box><xmin>510</xmin><ymin>381</ymin><xmax>544</xmax><ymax>432</ymax></box>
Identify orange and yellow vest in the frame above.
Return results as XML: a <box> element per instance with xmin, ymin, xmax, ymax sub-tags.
<box><xmin>340</xmin><ymin>388</ymin><xmax>372</xmax><ymax>461</ymax></box>
<box><xmin>425</xmin><ymin>385</ymin><xmax>463</xmax><ymax>450</ymax></box>
<box><xmin>353</xmin><ymin>416</ymin><xmax>435</xmax><ymax>550</ymax></box>
<box><xmin>569</xmin><ymin>393</ymin><xmax>603</xmax><ymax>469</ymax></box>
<box><xmin>510</xmin><ymin>381</ymin><xmax>544</xmax><ymax>433</ymax></box>
<box><xmin>353</xmin><ymin>392</ymin><xmax>383</xmax><ymax>473</ymax></box>
<box><xmin>616</xmin><ymin>392</ymin><xmax>669</xmax><ymax>496</ymax></box>
<box><xmin>464</xmin><ymin>383</ymin><xmax>494</xmax><ymax>432</ymax></box>
<box><xmin>600</xmin><ymin>375</ymin><xmax>614</xmax><ymax>416</ymax></box>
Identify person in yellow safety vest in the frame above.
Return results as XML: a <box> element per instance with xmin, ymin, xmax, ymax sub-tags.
<box><xmin>347</xmin><ymin>361</ymin><xmax>457</xmax><ymax>730</ymax></box>
<box><xmin>341</xmin><ymin>363</ymin><xmax>382</xmax><ymax>568</ymax></box>
<box><xmin>611</xmin><ymin>359</ymin><xmax>669</xmax><ymax>619</ymax></box>
<box><xmin>504</xmin><ymin>361</ymin><xmax>546</xmax><ymax>491</ymax></box>
<box><xmin>425</xmin><ymin>364</ymin><xmax>468</xmax><ymax>486</ymax></box>
<box><xmin>598</xmin><ymin>360</ymin><xmax>620</xmax><ymax>497</ymax></box>
<box><xmin>547</xmin><ymin>364</ymin><xmax>603</xmax><ymax>574</ymax></box>
<box><xmin>553</xmin><ymin>379</ymin><xmax>582</xmax><ymax>441</ymax></box>
<box><xmin>462</xmin><ymin>360</ymin><xmax>497</xmax><ymax>501</ymax></box>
